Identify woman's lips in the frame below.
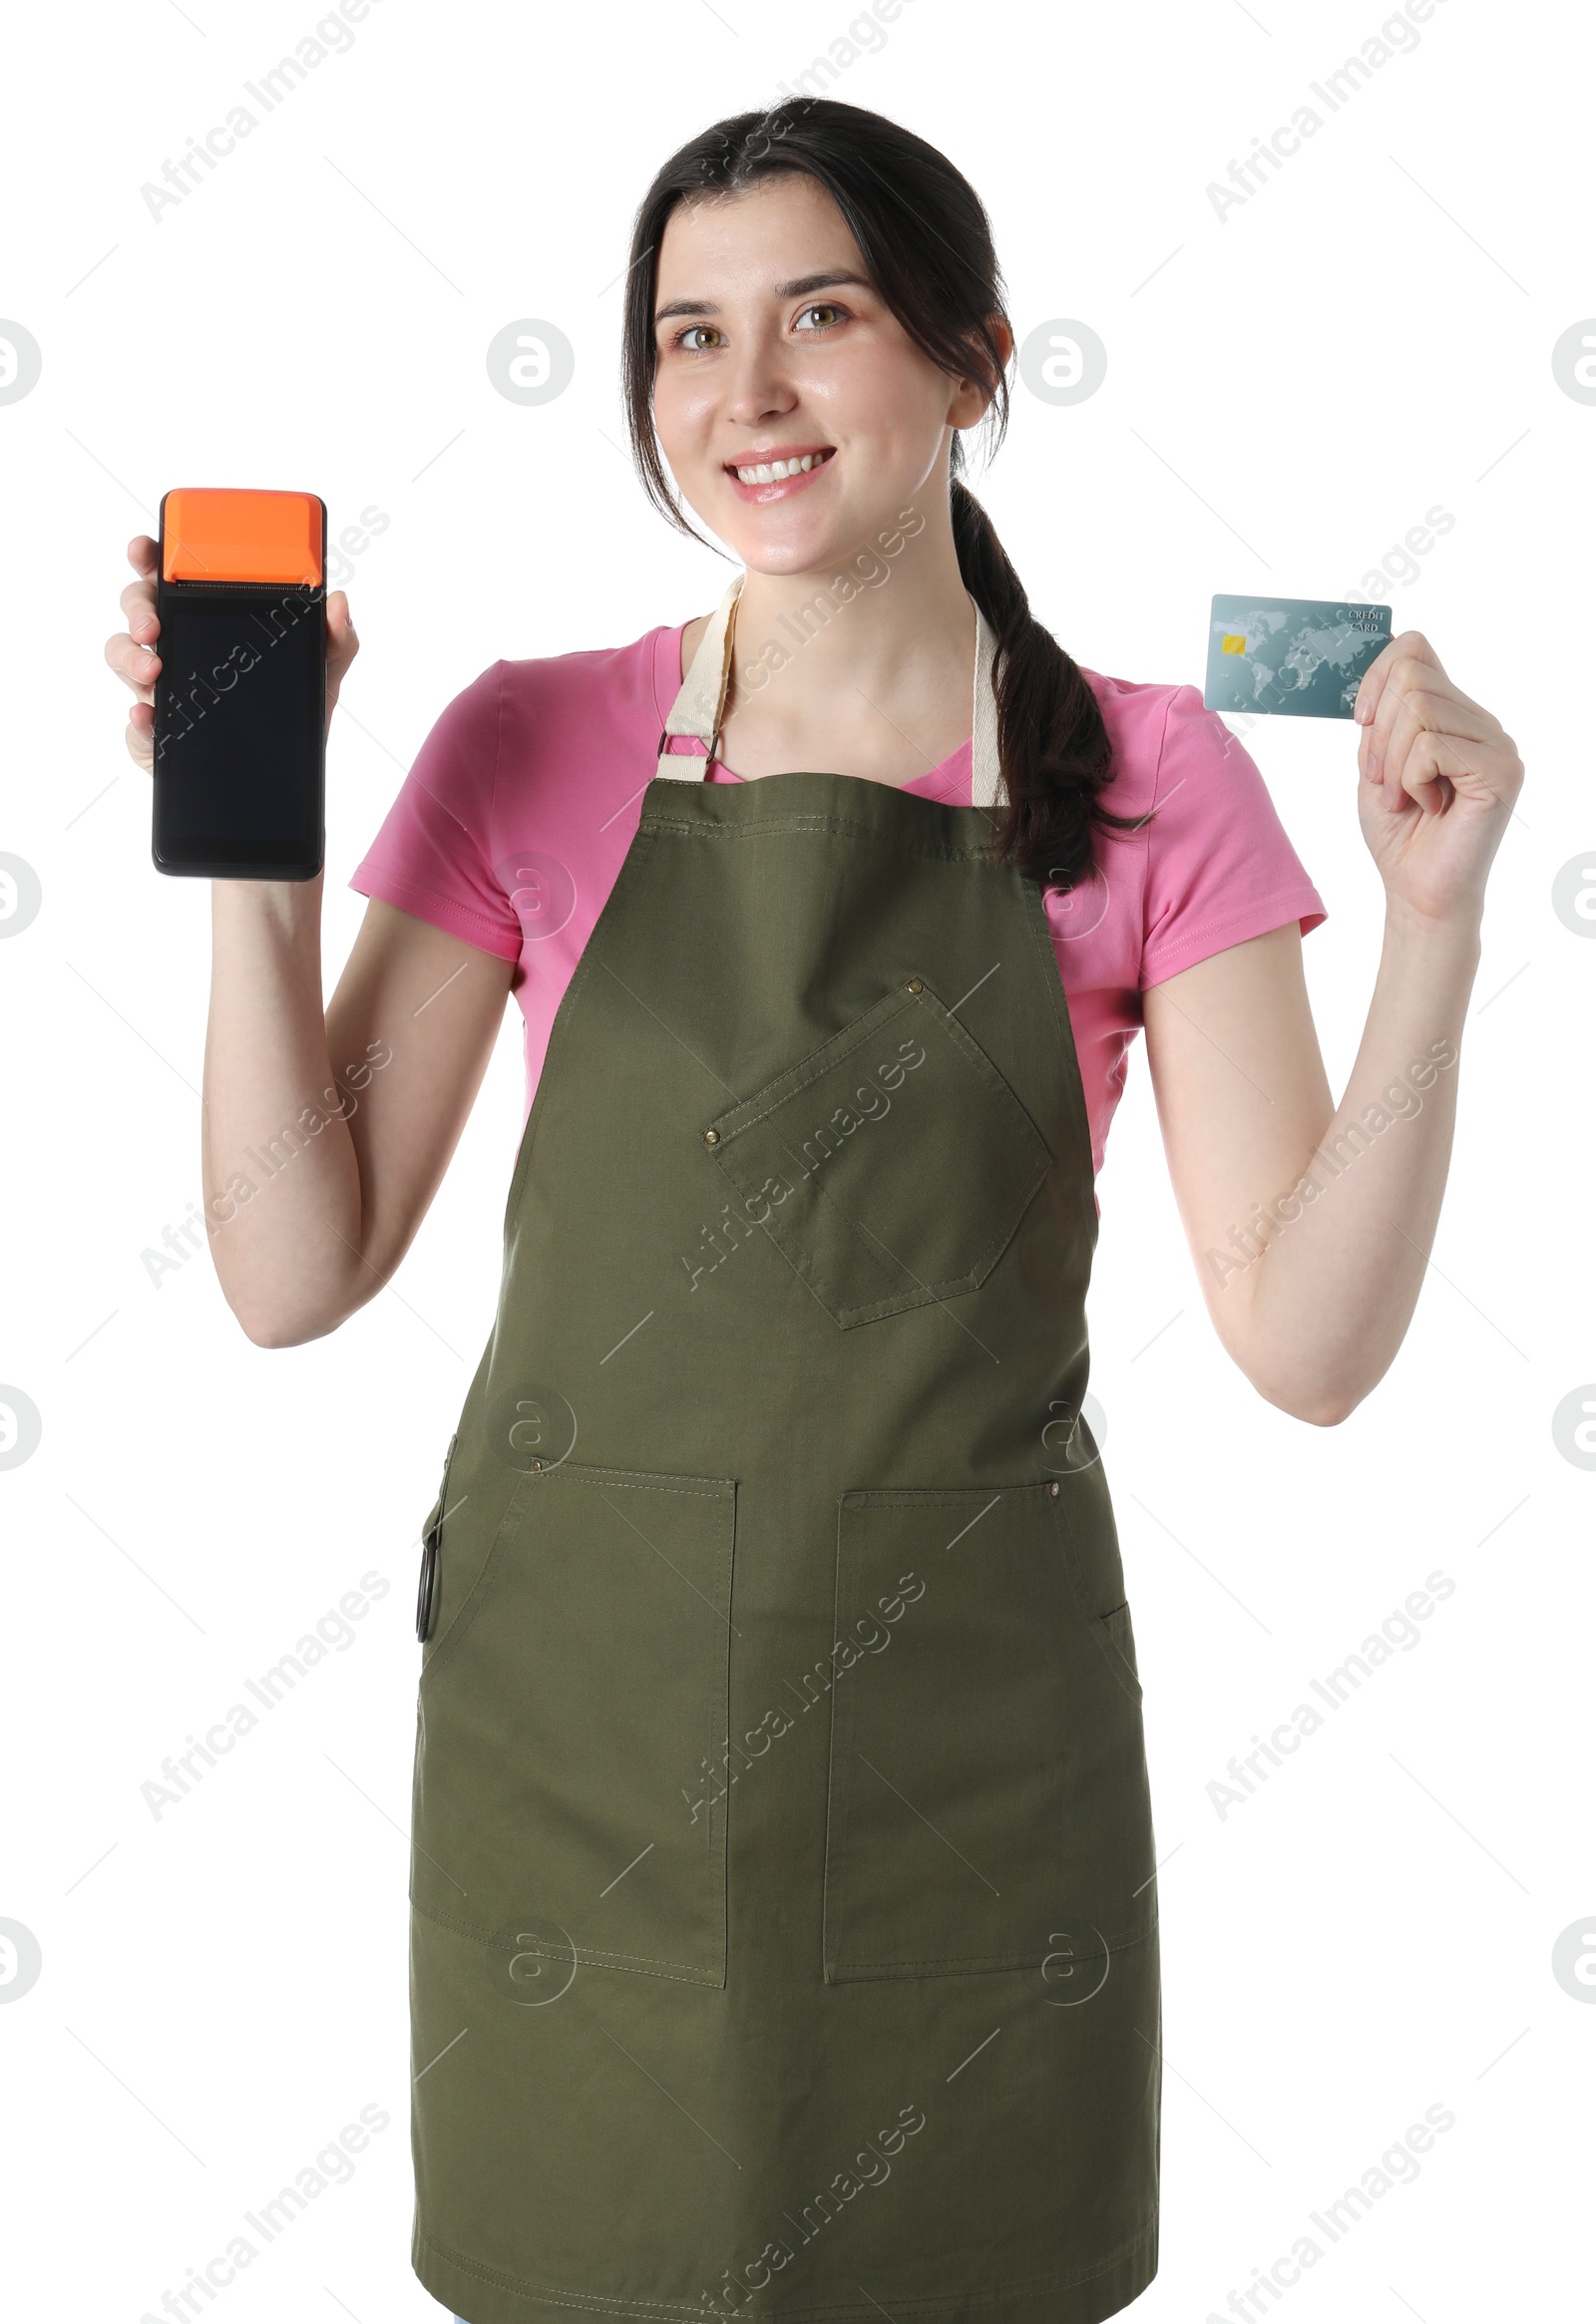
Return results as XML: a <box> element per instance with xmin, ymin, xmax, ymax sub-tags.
<box><xmin>723</xmin><ymin>447</ymin><xmax>837</xmax><ymax>505</ymax></box>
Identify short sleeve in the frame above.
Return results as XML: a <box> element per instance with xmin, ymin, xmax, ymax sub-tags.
<box><xmin>1139</xmin><ymin>685</ymin><xmax>1328</xmax><ymax>991</ymax></box>
<box><xmin>347</xmin><ymin>660</ymin><xmax>522</xmax><ymax>961</ymax></box>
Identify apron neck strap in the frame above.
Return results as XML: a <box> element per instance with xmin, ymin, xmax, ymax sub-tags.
<box><xmin>655</xmin><ymin>573</ymin><xmax>1004</xmax><ymax>808</ymax></box>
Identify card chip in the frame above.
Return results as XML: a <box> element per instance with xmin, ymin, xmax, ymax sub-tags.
<box><xmin>1221</xmin><ymin>633</ymin><xmax>1248</xmax><ymax>656</ymax></box>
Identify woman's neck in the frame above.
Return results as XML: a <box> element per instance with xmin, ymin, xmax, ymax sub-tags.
<box><xmin>689</xmin><ymin>525</ymin><xmax>981</xmax><ymax>787</ymax></box>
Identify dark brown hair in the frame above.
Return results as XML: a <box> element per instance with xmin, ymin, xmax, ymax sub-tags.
<box><xmin>620</xmin><ymin>95</ymin><xmax>1142</xmax><ymax>889</ymax></box>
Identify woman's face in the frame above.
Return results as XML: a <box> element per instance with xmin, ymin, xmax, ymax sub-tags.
<box><xmin>651</xmin><ymin>171</ymin><xmax>993</xmax><ymax>578</ymax></box>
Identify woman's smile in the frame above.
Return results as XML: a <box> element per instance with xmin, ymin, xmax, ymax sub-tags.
<box><xmin>723</xmin><ymin>443</ymin><xmax>837</xmax><ymax>502</ymax></box>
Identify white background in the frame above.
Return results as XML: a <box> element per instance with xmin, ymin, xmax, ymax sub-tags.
<box><xmin>1</xmin><ymin>1</ymin><xmax>1590</xmax><ymax>2318</ymax></box>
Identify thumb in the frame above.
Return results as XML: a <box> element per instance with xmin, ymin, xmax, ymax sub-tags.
<box><xmin>326</xmin><ymin>587</ymin><xmax>359</xmax><ymax>669</ymax></box>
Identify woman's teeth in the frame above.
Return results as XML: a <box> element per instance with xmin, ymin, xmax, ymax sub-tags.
<box><xmin>732</xmin><ymin>451</ymin><xmax>832</xmax><ymax>484</ymax></box>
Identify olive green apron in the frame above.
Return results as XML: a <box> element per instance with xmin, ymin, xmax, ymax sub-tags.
<box><xmin>409</xmin><ymin>575</ymin><xmax>1161</xmax><ymax>2324</ymax></box>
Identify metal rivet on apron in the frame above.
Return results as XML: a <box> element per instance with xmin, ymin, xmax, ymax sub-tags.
<box><xmin>906</xmin><ymin>977</ymin><xmax>923</xmax><ymax>993</ymax></box>
<box><xmin>703</xmin><ymin>1128</ymin><xmax>720</xmax><ymax>1145</ymax></box>
<box><xmin>530</xmin><ymin>1458</ymin><xmax>545</xmax><ymax>1471</ymax></box>
<box><xmin>1049</xmin><ymin>1481</ymin><xmax>1060</xmax><ymax>1496</ymax></box>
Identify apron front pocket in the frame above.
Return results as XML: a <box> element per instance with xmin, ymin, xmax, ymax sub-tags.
<box><xmin>413</xmin><ymin>1461</ymin><xmax>736</xmax><ymax>1986</ymax></box>
<box><xmin>702</xmin><ymin>980</ymin><xmax>1052</xmax><ymax>1329</ymax></box>
<box><xmin>415</xmin><ymin>1431</ymin><xmax>459</xmax><ymax>1644</ymax></box>
<box><xmin>1100</xmin><ymin>1601</ymin><xmax>1141</xmax><ymax>1695</ymax></box>
<box><xmin>823</xmin><ymin>1481</ymin><xmax>1156</xmax><ymax>1983</ymax></box>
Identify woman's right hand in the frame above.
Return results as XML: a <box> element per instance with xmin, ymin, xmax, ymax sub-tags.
<box><xmin>106</xmin><ymin>533</ymin><xmax>360</xmax><ymax>771</ymax></box>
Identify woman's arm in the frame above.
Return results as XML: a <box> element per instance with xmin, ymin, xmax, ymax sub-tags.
<box><xmin>110</xmin><ymin>533</ymin><xmax>515</xmax><ymax>1349</ymax></box>
<box><xmin>1143</xmin><ymin>911</ymin><xmax>1475</xmax><ymax>1424</ymax></box>
<box><xmin>202</xmin><ymin>888</ymin><xmax>513</xmax><ymax>1346</ymax></box>
<box><xmin>1141</xmin><ymin>628</ymin><xmax>1521</xmax><ymax>1425</ymax></box>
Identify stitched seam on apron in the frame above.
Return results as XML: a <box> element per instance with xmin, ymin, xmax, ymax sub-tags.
<box><xmin>546</xmin><ymin>1473</ymin><xmax>733</xmax><ymax>1497</ymax></box>
<box><xmin>827</xmin><ymin>1923</ymin><xmax>1159</xmax><ymax>1975</ymax></box>
<box><xmin>409</xmin><ymin>1893</ymin><xmax>723</xmax><ymax>1984</ymax></box>
<box><xmin>726</xmin><ymin>1200</ymin><xmax>1023</xmax><ymax>1322</ymax></box>
<box><xmin>420</xmin><ymin>2210</ymin><xmax>1158</xmax><ymax>2317</ymax></box>
<box><xmin>837</xmin><ymin>1485</ymin><xmax>1053</xmax><ymax>1508</ymax></box>
<box><xmin>640</xmin><ymin>811</ymin><xmax>998</xmax><ymax>864</ymax></box>
<box><xmin>1015</xmin><ymin>869</ymin><xmax>1097</xmax><ymax>1214</ymax></box>
<box><xmin>755</xmin><ymin>1251</ymin><xmax>1020</xmax><ymax>1328</ymax></box>
<box><xmin>418</xmin><ymin>2202</ymin><xmax>1156</xmax><ymax>2314</ymax></box>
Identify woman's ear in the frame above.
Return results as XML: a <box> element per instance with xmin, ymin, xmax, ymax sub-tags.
<box><xmin>950</xmin><ymin>317</ymin><xmax>1011</xmax><ymax>424</ymax></box>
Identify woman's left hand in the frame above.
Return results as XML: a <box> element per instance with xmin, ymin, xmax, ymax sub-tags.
<box><xmin>1353</xmin><ymin>629</ymin><xmax>1523</xmax><ymax>928</ymax></box>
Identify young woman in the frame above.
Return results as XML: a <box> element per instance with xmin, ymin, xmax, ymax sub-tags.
<box><xmin>108</xmin><ymin>96</ymin><xmax>1521</xmax><ymax>2324</ymax></box>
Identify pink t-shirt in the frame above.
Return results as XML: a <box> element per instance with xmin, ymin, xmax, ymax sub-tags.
<box><xmin>349</xmin><ymin>621</ymin><xmax>1327</xmax><ymax>1196</ymax></box>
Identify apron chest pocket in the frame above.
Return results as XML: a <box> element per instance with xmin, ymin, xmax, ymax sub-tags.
<box><xmin>822</xmin><ymin>1481</ymin><xmax>1156</xmax><ymax>1982</ymax></box>
<box><xmin>702</xmin><ymin>980</ymin><xmax>1052</xmax><ymax>1329</ymax></box>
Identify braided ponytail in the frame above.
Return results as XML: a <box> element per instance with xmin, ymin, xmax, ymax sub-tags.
<box><xmin>951</xmin><ymin>478</ymin><xmax>1142</xmax><ymax>887</ymax></box>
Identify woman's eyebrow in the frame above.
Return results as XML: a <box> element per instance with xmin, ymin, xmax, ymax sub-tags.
<box><xmin>653</xmin><ymin>270</ymin><xmax>873</xmax><ymax>324</ymax></box>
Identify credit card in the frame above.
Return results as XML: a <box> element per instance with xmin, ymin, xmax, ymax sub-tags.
<box><xmin>1203</xmin><ymin>594</ymin><xmax>1393</xmax><ymax>718</ymax></box>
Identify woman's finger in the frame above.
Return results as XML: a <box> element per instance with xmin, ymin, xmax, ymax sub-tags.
<box><xmin>1363</xmin><ymin>679</ymin><xmax>1502</xmax><ymax>791</ymax></box>
<box><xmin>1365</xmin><ymin>648</ymin><xmax>1434</xmax><ymax>757</ymax></box>
<box><xmin>120</xmin><ymin>574</ymin><xmax>159</xmax><ymax>629</ymax></box>
<box><xmin>125</xmin><ymin>704</ymin><xmax>155</xmax><ymax>771</ymax></box>
<box><xmin>105</xmin><ymin>626</ymin><xmax>161</xmax><ymax>697</ymax></box>
<box><xmin>1360</xmin><ymin>656</ymin><xmax>1484</xmax><ymax>787</ymax></box>
<box><xmin>1375</xmin><ymin>695</ymin><xmax>1448</xmax><ymax>812</ymax></box>
<box><xmin>325</xmin><ymin>588</ymin><xmax>360</xmax><ymax>690</ymax></box>
<box><xmin>1352</xmin><ymin>627</ymin><xmax>1442</xmax><ymax>730</ymax></box>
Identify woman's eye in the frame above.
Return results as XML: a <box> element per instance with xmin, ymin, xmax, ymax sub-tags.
<box><xmin>796</xmin><ymin>303</ymin><xmax>845</xmax><ymax>332</ymax></box>
<box><xmin>675</xmin><ymin>325</ymin><xmax>725</xmax><ymax>353</ymax></box>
